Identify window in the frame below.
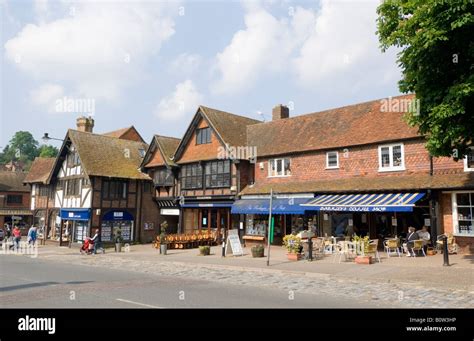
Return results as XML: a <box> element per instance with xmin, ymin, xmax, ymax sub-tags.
<box><xmin>378</xmin><ymin>143</ymin><xmax>405</xmax><ymax>171</ymax></box>
<box><xmin>103</xmin><ymin>180</ymin><xmax>127</xmax><ymax>199</ymax></box>
<box><xmin>82</xmin><ymin>178</ymin><xmax>90</xmax><ymax>188</ymax></box>
<box><xmin>7</xmin><ymin>195</ymin><xmax>22</xmax><ymax>204</ymax></box>
<box><xmin>65</xmin><ymin>179</ymin><xmax>81</xmax><ymax>196</ymax></box>
<box><xmin>39</xmin><ymin>185</ymin><xmax>49</xmax><ymax>197</ymax></box>
<box><xmin>205</xmin><ymin>160</ymin><xmax>231</xmax><ymax>188</ymax></box>
<box><xmin>139</xmin><ymin>148</ymin><xmax>146</xmax><ymax>158</ymax></box>
<box><xmin>67</xmin><ymin>151</ymin><xmax>80</xmax><ymax>167</ymax></box>
<box><xmin>464</xmin><ymin>148</ymin><xmax>474</xmax><ymax>172</ymax></box>
<box><xmin>181</xmin><ymin>164</ymin><xmax>203</xmax><ymax>189</ymax></box>
<box><xmin>326</xmin><ymin>151</ymin><xmax>339</xmax><ymax>169</ymax></box>
<box><xmin>196</xmin><ymin>127</ymin><xmax>211</xmax><ymax>145</ymax></box>
<box><xmin>453</xmin><ymin>192</ymin><xmax>474</xmax><ymax>236</ymax></box>
<box><xmin>268</xmin><ymin>158</ymin><xmax>291</xmax><ymax>177</ymax></box>
<box><xmin>154</xmin><ymin>169</ymin><xmax>174</xmax><ymax>186</ymax></box>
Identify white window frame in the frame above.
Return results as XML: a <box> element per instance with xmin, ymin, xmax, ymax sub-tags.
<box><xmin>464</xmin><ymin>147</ymin><xmax>474</xmax><ymax>172</ymax></box>
<box><xmin>268</xmin><ymin>158</ymin><xmax>291</xmax><ymax>178</ymax></box>
<box><xmin>451</xmin><ymin>191</ymin><xmax>474</xmax><ymax>237</ymax></box>
<box><xmin>326</xmin><ymin>151</ymin><xmax>339</xmax><ymax>169</ymax></box>
<box><xmin>378</xmin><ymin>143</ymin><xmax>405</xmax><ymax>172</ymax></box>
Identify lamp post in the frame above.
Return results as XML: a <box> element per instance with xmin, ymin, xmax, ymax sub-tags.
<box><xmin>42</xmin><ymin>133</ymin><xmax>64</xmax><ymax>143</ymax></box>
<box><xmin>266</xmin><ymin>188</ymin><xmax>273</xmax><ymax>266</ymax></box>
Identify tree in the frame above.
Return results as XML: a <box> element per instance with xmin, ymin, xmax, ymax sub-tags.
<box><xmin>0</xmin><ymin>131</ymin><xmax>39</xmax><ymax>164</ymax></box>
<box><xmin>377</xmin><ymin>0</ymin><xmax>473</xmax><ymax>158</ymax></box>
<box><xmin>38</xmin><ymin>145</ymin><xmax>59</xmax><ymax>158</ymax></box>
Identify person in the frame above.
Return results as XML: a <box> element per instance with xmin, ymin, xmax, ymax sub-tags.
<box><xmin>27</xmin><ymin>226</ymin><xmax>38</xmax><ymax>245</ymax></box>
<box><xmin>90</xmin><ymin>228</ymin><xmax>101</xmax><ymax>254</ymax></box>
<box><xmin>403</xmin><ymin>226</ymin><xmax>419</xmax><ymax>256</ymax></box>
<box><xmin>12</xmin><ymin>225</ymin><xmax>21</xmax><ymax>250</ymax></box>
<box><xmin>417</xmin><ymin>226</ymin><xmax>431</xmax><ymax>250</ymax></box>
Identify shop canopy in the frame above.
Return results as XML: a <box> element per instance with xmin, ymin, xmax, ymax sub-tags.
<box><xmin>231</xmin><ymin>198</ymin><xmax>313</xmax><ymax>215</ymax></box>
<box><xmin>60</xmin><ymin>208</ymin><xmax>91</xmax><ymax>221</ymax></box>
<box><xmin>301</xmin><ymin>192</ymin><xmax>425</xmax><ymax>212</ymax></box>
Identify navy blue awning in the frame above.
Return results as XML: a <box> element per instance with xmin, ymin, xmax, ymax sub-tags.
<box><xmin>103</xmin><ymin>210</ymin><xmax>134</xmax><ymax>221</ymax></box>
<box><xmin>302</xmin><ymin>192</ymin><xmax>425</xmax><ymax>212</ymax></box>
<box><xmin>231</xmin><ymin>198</ymin><xmax>313</xmax><ymax>215</ymax></box>
<box><xmin>181</xmin><ymin>202</ymin><xmax>233</xmax><ymax>208</ymax></box>
<box><xmin>60</xmin><ymin>208</ymin><xmax>90</xmax><ymax>221</ymax></box>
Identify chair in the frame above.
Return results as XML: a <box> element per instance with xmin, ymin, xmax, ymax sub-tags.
<box><xmin>367</xmin><ymin>239</ymin><xmax>381</xmax><ymax>263</ymax></box>
<box><xmin>384</xmin><ymin>239</ymin><xmax>401</xmax><ymax>257</ymax></box>
<box><xmin>436</xmin><ymin>233</ymin><xmax>459</xmax><ymax>254</ymax></box>
<box><xmin>411</xmin><ymin>240</ymin><xmax>426</xmax><ymax>257</ymax></box>
<box><xmin>311</xmin><ymin>237</ymin><xmax>325</xmax><ymax>259</ymax></box>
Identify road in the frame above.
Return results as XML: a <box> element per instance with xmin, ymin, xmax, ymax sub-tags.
<box><xmin>0</xmin><ymin>255</ymin><xmax>375</xmax><ymax>308</ymax></box>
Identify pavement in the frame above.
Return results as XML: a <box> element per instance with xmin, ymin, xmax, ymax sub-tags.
<box><xmin>1</xmin><ymin>242</ymin><xmax>472</xmax><ymax>308</ymax></box>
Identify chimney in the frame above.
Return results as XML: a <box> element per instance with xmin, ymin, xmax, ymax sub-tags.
<box><xmin>76</xmin><ymin>116</ymin><xmax>94</xmax><ymax>133</ymax></box>
<box><xmin>272</xmin><ymin>104</ymin><xmax>289</xmax><ymax>121</ymax></box>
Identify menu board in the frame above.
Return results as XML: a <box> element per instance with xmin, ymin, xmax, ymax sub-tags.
<box><xmin>101</xmin><ymin>223</ymin><xmax>112</xmax><ymax>242</ymax></box>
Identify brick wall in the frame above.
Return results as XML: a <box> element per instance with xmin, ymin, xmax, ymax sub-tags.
<box><xmin>0</xmin><ymin>191</ymin><xmax>30</xmax><ymax>209</ymax></box>
<box><xmin>253</xmin><ymin>139</ymin><xmax>465</xmax><ymax>186</ymax></box>
<box><xmin>120</xmin><ymin>128</ymin><xmax>143</xmax><ymax>142</ymax></box>
<box><xmin>177</xmin><ymin>118</ymin><xmax>223</xmax><ymax>163</ymax></box>
<box><xmin>138</xmin><ymin>180</ymin><xmax>161</xmax><ymax>243</ymax></box>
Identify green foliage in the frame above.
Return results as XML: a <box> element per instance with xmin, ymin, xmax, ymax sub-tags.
<box><xmin>114</xmin><ymin>228</ymin><xmax>123</xmax><ymax>243</ymax></box>
<box><xmin>159</xmin><ymin>221</ymin><xmax>168</xmax><ymax>243</ymax></box>
<box><xmin>199</xmin><ymin>245</ymin><xmax>210</xmax><ymax>255</ymax></box>
<box><xmin>352</xmin><ymin>234</ymin><xmax>370</xmax><ymax>254</ymax></box>
<box><xmin>377</xmin><ymin>0</ymin><xmax>474</xmax><ymax>157</ymax></box>
<box><xmin>38</xmin><ymin>145</ymin><xmax>59</xmax><ymax>158</ymax></box>
<box><xmin>283</xmin><ymin>234</ymin><xmax>302</xmax><ymax>254</ymax></box>
<box><xmin>0</xmin><ymin>131</ymin><xmax>39</xmax><ymax>164</ymax></box>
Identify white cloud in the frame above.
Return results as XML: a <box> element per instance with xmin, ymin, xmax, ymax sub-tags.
<box><xmin>212</xmin><ymin>1</ymin><xmax>400</xmax><ymax>95</ymax></box>
<box><xmin>30</xmin><ymin>83</ymin><xmax>64</xmax><ymax>106</ymax></box>
<box><xmin>5</xmin><ymin>1</ymin><xmax>178</xmax><ymax>101</ymax></box>
<box><xmin>154</xmin><ymin>80</ymin><xmax>203</xmax><ymax>121</ymax></box>
<box><xmin>169</xmin><ymin>53</ymin><xmax>201</xmax><ymax>76</ymax></box>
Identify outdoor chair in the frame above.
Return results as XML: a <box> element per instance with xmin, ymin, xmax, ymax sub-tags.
<box><xmin>367</xmin><ymin>239</ymin><xmax>381</xmax><ymax>263</ymax></box>
<box><xmin>411</xmin><ymin>240</ymin><xmax>426</xmax><ymax>257</ymax></box>
<box><xmin>384</xmin><ymin>239</ymin><xmax>401</xmax><ymax>257</ymax></box>
<box><xmin>436</xmin><ymin>233</ymin><xmax>459</xmax><ymax>254</ymax></box>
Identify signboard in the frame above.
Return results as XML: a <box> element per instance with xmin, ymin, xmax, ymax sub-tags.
<box><xmin>144</xmin><ymin>222</ymin><xmax>154</xmax><ymax>230</ymax></box>
<box><xmin>225</xmin><ymin>232</ymin><xmax>243</xmax><ymax>256</ymax></box>
<box><xmin>101</xmin><ymin>223</ymin><xmax>112</xmax><ymax>242</ymax></box>
<box><xmin>392</xmin><ymin>217</ymin><xmax>398</xmax><ymax>226</ymax></box>
<box><xmin>160</xmin><ymin>209</ymin><xmax>179</xmax><ymax>216</ymax></box>
<box><xmin>424</xmin><ymin>218</ymin><xmax>431</xmax><ymax>227</ymax></box>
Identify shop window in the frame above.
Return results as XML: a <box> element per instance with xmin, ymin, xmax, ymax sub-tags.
<box><xmin>245</xmin><ymin>215</ymin><xmax>267</xmax><ymax>236</ymax></box>
<box><xmin>464</xmin><ymin>148</ymin><xmax>474</xmax><ymax>172</ymax></box>
<box><xmin>378</xmin><ymin>143</ymin><xmax>405</xmax><ymax>172</ymax></box>
<box><xmin>268</xmin><ymin>158</ymin><xmax>291</xmax><ymax>177</ymax></box>
<box><xmin>205</xmin><ymin>160</ymin><xmax>231</xmax><ymax>188</ymax></box>
<box><xmin>181</xmin><ymin>163</ymin><xmax>202</xmax><ymax>189</ymax></box>
<box><xmin>196</xmin><ymin>127</ymin><xmax>211</xmax><ymax>145</ymax></box>
<box><xmin>7</xmin><ymin>195</ymin><xmax>22</xmax><ymax>204</ymax></box>
<box><xmin>326</xmin><ymin>151</ymin><xmax>339</xmax><ymax>169</ymax></box>
<box><xmin>453</xmin><ymin>192</ymin><xmax>474</xmax><ymax>236</ymax></box>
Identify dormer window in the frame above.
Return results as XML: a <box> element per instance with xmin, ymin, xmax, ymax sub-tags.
<box><xmin>196</xmin><ymin>127</ymin><xmax>211</xmax><ymax>145</ymax></box>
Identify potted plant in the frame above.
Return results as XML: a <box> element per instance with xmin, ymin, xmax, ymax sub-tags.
<box><xmin>199</xmin><ymin>245</ymin><xmax>210</xmax><ymax>256</ymax></box>
<box><xmin>114</xmin><ymin>228</ymin><xmax>123</xmax><ymax>253</ymax></box>
<box><xmin>251</xmin><ymin>244</ymin><xmax>264</xmax><ymax>257</ymax></box>
<box><xmin>159</xmin><ymin>221</ymin><xmax>168</xmax><ymax>255</ymax></box>
<box><xmin>283</xmin><ymin>234</ymin><xmax>303</xmax><ymax>261</ymax></box>
<box><xmin>352</xmin><ymin>234</ymin><xmax>372</xmax><ymax>264</ymax></box>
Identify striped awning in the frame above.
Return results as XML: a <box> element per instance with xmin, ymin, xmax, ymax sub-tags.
<box><xmin>154</xmin><ymin>200</ymin><xmax>176</xmax><ymax>208</ymax></box>
<box><xmin>302</xmin><ymin>192</ymin><xmax>425</xmax><ymax>212</ymax></box>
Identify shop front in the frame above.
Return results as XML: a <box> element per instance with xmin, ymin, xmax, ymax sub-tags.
<box><xmin>59</xmin><ymin>208</ymin><xmax>91</xmax><ymax>246</ymax></box>
<box><xmin>33</xmin><ymin>208</ymin><xmax>60</xmax><ymax>241</ymax></box>
<box><xmin>231</xmin><ymin>196</ymin><xmax>314</xmax><ymax>245</ymax></box>
<box><xmin>100</xmin><ymin>210</ymin><xmax>134</xmax><ymax>243</ymax></box>
<box><xmin>0</xmin><ymin>209</ymin><xmax>33</xmax><ymax>235</ymax></box>
<box><xmin>302</xmin><ymin>192</ymin><xmax>428</xmax><ymax>240</ymax></box>
<box><xmin>155</xmin><ymin>198</ymin><xmax>180</xmax><ymax>234</ymax></box>
<box><xmin>181</xmin><ymin>198</ymin><xmax>234</xmax><ymax>240</ymax></box>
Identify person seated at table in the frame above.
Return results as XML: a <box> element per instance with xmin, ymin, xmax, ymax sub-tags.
<box><xmin>416</xmin><ymin>225</ymin><xmax>431</xmax><ymax>251</ymax></box>
<box><xmin>402</xmin><ymin>226</ymin><xmax>419</xmax><ymax>256</ymax></box>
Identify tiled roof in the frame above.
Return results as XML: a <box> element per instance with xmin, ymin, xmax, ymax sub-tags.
<box><xmin>247</xmin><ymin>94</ymin><xmax>420</xmax><ymax>157</ymax></box>
<box><xmin>102</xmin><ymin>126</ymin><xmax>145</xmax><ymax>142</ymax></box>
<box><xmin>0</xmin><ymin>171</ymin><xmax>30</xmax><ymax>192</ymax></box>
<box><xmin>240</xmin><ymin>173</ymin><xmax>474</xmax><ymax>195</ymax></box>
<box><xmin>200</xmin><ymin>106</ymin><xmax>261</xmax><ymax>147</ymax></box>
<box><xmin>67</xmin><ymin>130</ymin><xmax>150</xmax><ymax>180</ymax></box>
<box><xmin>23</xmin><ymin>157</ymin><xmax>56</xmax><ymax>184</ymax></box>
<box><xmin>144</xmin><ymin>135</ymin><xmax>180</xmax><ymax>168</ymax></box>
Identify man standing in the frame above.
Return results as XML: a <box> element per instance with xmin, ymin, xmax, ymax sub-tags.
<box><xmin>90</xmin><ymin>228</ymin><xmax>101</xmax><ymax>254</ymax></box>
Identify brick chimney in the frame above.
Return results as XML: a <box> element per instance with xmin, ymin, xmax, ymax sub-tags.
<box><xmin>76</xmin><ymin>116</ymin><xmax>94</xmax><ymax>133</ymax></box>
<box><xmin>272</xmin><ymin>104</ymin><xmax>289</xmax><ymax>121</ymax></box>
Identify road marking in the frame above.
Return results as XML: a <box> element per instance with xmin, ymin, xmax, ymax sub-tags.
<box><xmin>115</xmin><ymin>298</ymin><xmax>163</xmax><ymax>308</ymax></box>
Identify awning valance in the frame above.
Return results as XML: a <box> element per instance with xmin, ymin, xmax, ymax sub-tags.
<box><xmin>0</xmin><ymin>209</ymin><xmax>33</xmax><ymax>216</ymax></box>
<box><xmin>302</xmin><ymin>192</ymin><xmax>425</xmax><ymax>212</ymax></box>
<box><xmin>60</xmin><ymin>208</ymin><xmax>90</xmax><ymax>221</ymax></box>
<box><xmin>231</xmin><ymin>198</ymin><xmax>313</xmax><ymax>215</ymax></box>
<box><xmin>181</xmin><ymin>201</ymin><xmax>233</xmax><ymax>208</ymax></box>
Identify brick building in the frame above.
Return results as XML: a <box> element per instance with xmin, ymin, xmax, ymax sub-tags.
<box><xmin>0</xmin><ymin>171</ymin><xmax>32</xmax><ymax>234</ymax></box>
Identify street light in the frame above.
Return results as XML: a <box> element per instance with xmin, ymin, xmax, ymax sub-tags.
<box><xmin>42</xmin><ymin>133</ymin><xmax>64</xmax><ymax>143</ymax></box>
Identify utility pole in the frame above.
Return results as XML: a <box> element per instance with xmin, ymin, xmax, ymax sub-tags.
<box><xmin>266</xmin><ymin>188</ymin><xmax>273</xmax><ymax>266</ymax></box>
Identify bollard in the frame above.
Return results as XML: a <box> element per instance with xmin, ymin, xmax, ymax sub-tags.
<box><xmin>221</xmin><ymin>235</ymin><xmax>226</xmax><ymax>257</ymax></box>
<box><xmin>442</xmin><ymin>235</ymin><xmax>449</xmax><ymax>266</ymax></box>
<box><xmin>307</xmin><ymin>238</ymin><xmax>313</xmax><ymax>261</ymax></box>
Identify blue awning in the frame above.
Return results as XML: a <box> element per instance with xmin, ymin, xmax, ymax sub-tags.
<box><xmin>302</xmin><ymin>192</ymin><xmax>425</xmax><ymax>212</ymax></box>
<box><xmin>60</xmin><ymin>208</ymin><xmax>91</xmax><ymax>221</ymax></box>
<box><xmin>231</xmin><ymin>198</ymin><xmax>313</xmax><ymax>215</ymax></box>
<box><xmin>103</xmin><ymin>210</ymin><xmax>134</xmax><ymax>221</ymax></box>
<box><xmin>181</xmin><ymin>202</ymin><xmax>233</xmax><ymax>208</ymax></box>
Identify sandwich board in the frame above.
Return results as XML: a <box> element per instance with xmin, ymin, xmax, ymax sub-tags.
<box><xmin>225</xmin><ymin>229</ymin><xmax>243</xmax><ymax>256</ymax></box>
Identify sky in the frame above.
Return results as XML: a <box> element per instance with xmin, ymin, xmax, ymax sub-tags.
<box><xmin>0</xmin><ymin>0</ymin><xmax>402</xmax><ymax>149</ymax></box>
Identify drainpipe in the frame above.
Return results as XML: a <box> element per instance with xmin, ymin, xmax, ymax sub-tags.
<box><xmin>428</xmin><ymin>155</ymin><xmax>437</xmax><ymax>246</ymax></box>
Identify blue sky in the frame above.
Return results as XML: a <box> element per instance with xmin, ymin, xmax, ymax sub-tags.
<box><xmin>1</xmin><ymin>0</ymin><xmax>402</xmax><ymax>149</ymax></box>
